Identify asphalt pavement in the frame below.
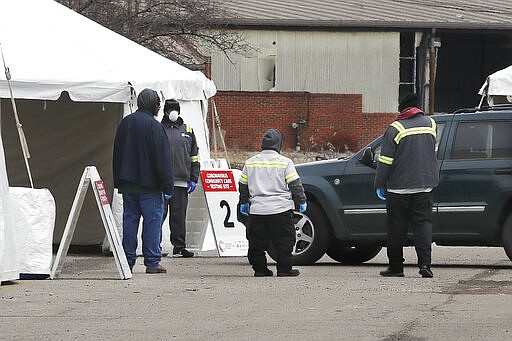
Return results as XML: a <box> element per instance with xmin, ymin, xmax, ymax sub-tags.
<box><xmin>1</xmin><ymin>245</ymin><xmax>512</xmax><ymax>340</ymax></box>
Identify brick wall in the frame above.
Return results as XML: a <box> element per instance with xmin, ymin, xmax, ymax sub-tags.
<box><xmin>212</xmin><ymin>91</ymin><xmax>395</xmax><ymax>153</ymax></box>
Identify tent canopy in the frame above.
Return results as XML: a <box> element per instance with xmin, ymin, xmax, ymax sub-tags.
<box><xmin>0</xmin><ymin>0</ymin><xmax>216</xmax><ymax>102</ymax></box>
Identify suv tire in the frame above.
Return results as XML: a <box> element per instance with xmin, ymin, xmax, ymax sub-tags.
<box><xmin>501</xmin><ymin>214</ymin><xmax>512</xmax><ymax>262</ymax></box>
<box><xmin>267</xmin><ymin>201</ymin><xmax>332</xmax><ymax>265</ymax></box>
<box><xmin>326</xmin><ymin>240</ymin><xmax>382</xmax><ymax>264</ymax></box>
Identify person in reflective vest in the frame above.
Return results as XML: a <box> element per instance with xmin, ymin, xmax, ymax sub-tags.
<box><xmin>239</xmin><ymin>128</ymin><xmax>307</xmax><ymax>277</ymax></box>
<box><xmin>374</xmin><ymin>93</ymin><xmax>439</xmax><ymax>278</ymax></box>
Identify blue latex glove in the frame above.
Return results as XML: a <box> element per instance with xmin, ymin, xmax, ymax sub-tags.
<box><xmin>376</xmin><ymin>188</ymin><xmax>386</xmax><ymax>201</ymax></box>
<box><xmin>163</xmin><ymin>193</ymin><xmax>173</xmax><ymax>201</ymax></box>
<box><xmin>299</xmin><ymin>202</ymin><xmax>307</xmax><ymax>213</ymax></box>
<box><xmin>240</xmin><ymin>203</ymin><xmax>250</xmax><ymax>216</ymax></box>
<box><xmin>187</xmin><ymin>181</ymin><xmax>197</xmax><ymax>193</ymax></box>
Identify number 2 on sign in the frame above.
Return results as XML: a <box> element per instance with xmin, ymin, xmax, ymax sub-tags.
<box><xmin>220</xmin><ymin>200</ymin><xmax>235</xmax><ymax>228</ymax></box>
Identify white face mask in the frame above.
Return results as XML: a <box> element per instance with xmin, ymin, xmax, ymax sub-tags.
<box><xmin>168</xmin><ymin>110</ymin><xmax>179</xmax><ymax>122</ymax></box>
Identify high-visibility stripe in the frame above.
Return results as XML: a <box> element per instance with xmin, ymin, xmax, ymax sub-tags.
<box><xmin>285</xmin><ymin>172</ymin><xmax>299</xmax><ymax>183</ymax></box>
<box><xmin>246</xmin><ymin>161</ymin><xmax>287</xmax><ymax>169</ymax></box>
<box><xmin>391</xmin><ymin>121</ymin><xmax>405</xmax><ymax>133</ymax></box>
<box><xmin>394</xmin><ymin>126</ymin><xmax>436</xmax><ymax>144</ymax></box>
<box><xmin>378</xmin><ymin>155</ymin><xmax>394</xmax><ymax>165</ymax></box>
<box><xmin>186</xmin><ymin>125</ymin><xmax>193</xmax><ymax>133</ymax></box>
<box><xmin>240</xmin><ymin>174</ymin><xmax>248</xmax><ymax>183</ymax></box>
<box><xmin>391</xmin><ymin>119</ymin><xmax>437</xmax><ymax>144</ymax></box>
<box><xmin>429</xmin><ymin>117</ymin><xmax>437</xmax><ymax>132</ymax></box>
<box><xmin>190</xmin><ymin>155</ymin><xmax>198</xmax><ymax>163</ymax></box>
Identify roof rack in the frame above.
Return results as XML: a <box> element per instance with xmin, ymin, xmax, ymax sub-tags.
<box><xmin>450</xmin><ymin>104</ymin><xmax>512</xmax><ymax>115</ymax></box>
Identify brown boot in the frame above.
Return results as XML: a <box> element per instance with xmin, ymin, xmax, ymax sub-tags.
<box><xmin>145</xmin><ymin>264</ymin><xmax>167</xmax><ymax>274</ymax></box>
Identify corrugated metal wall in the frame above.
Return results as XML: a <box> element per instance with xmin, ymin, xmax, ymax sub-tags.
<box><xmin>210</xmin><ymin>30</ymin><xmax>399</xmax><ymax>113</ymax></box>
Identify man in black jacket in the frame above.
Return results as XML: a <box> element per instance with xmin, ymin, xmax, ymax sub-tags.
<box><xmin>374</xmin><ymin>93</ymin><xmax>439</xmax><ymax>278</ymax></box>
<box><xmin>113</xmin><ymin>88</ymin><xmax>174</xmax><ymax>274</ymax></box>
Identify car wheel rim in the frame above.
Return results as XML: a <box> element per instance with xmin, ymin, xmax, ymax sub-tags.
<box><xmin>292</xmin><ymin>212</ymin><xmax>314</xmax><ymax>256</ymax></box>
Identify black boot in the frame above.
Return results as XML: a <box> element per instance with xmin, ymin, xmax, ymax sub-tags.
<box><xmin>419</xmin><ymin>266</ymin><xmax>433</xmax><ymax>278</ymax></box>
<box><xmin>277</xmin><ymin>269</ymin><xmax>300</xmax><ymax>277</ymax></box>
<box><xmin>379</xmin><ymin>267</ymin><xmax>404</xmax><ymax>277</ymax></box>
<box><xmin>254</xmin><ymin>268</ymin><xmax>273</xmax><ymax>277</ymax></box>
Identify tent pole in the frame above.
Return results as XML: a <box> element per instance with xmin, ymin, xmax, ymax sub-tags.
<box><xmin>0</xmin><ymin>43</ymin><xmax>34</xmax><ymax>188</ymax></box>
<box><xmin>211</xmin><ymin>100</ymin><xmax>230</xmax><ymax>167</ymax></box>
<box><xmin>210</xmin><ymin>99</ymin><xmax>218</xmax><ymax>160</ymax></box>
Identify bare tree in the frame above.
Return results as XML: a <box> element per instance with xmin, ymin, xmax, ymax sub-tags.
<box><xmin>57</xmin><ymin>0</ymin><xmax>253</xmax><ymax>67</ymax></box>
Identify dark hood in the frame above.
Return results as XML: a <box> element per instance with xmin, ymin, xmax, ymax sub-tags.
<box><xmin>137</xmin><ymin>88</ymin><xmax>160</xmax><ymax>116</ymax></box>
<box><xmin>261</xmin><ymin>128</ymin><xmax>283</xmax><ymax>152</ymax></box>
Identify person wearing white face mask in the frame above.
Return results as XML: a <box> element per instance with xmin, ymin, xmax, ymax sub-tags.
<box><xmin>160</xmin><ymin>99</ymin><xmax>200</xmax><ymax>258</ymax></box>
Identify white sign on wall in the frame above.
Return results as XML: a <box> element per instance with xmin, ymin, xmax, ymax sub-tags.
<box><xmin>201</xmin><ymin>169</ymin><xmax>248</xmax><ymax>256</ymax></box>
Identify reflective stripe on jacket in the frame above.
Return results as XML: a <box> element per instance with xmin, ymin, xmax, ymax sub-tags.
<box><xmin>239</xmin><ymin>150</ymin><xmax>302</xmax><ymax>215</ymax></box>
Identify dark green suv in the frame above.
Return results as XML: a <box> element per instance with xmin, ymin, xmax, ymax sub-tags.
<box><xmin>277</xmin><ymin>105</ymin><xmax>512</xmax><ymax>265</ymax></box>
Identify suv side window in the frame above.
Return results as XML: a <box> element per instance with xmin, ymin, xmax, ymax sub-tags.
<box><xmin>450</xmin><ymin>121</ymin><xmax>512</xmax><ymax>160</ymax></box>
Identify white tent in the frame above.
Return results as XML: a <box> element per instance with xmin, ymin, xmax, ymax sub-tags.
<box><xmin>0</xmin><ymin>0</ymin><xmax>216</xmax><ymax>249</ymax></box>
<box><xmin>478</xmin><ymin>65</ymin><xmax>512</xmax><ymax>106</ymax></box>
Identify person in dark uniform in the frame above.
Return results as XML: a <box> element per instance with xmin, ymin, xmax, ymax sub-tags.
<box><xmin>375</xmin><ymin>93</ymin><xmax>439</xmax><ymax>278</ymax></box>
<box><xmin>161</xmin><ymin>99</ymin><xmax>199</xmax><ymax>258</ymax></box>
<box><xmin>239</xmin><ymin>129</ymin><xmax>307</xmax><ymax>277</ymax></box>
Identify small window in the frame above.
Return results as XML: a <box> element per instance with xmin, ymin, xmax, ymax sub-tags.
<box><xmin>450</xmin><ymin>121</ymin><xmax>512</xmax><ymax>159</ymax></box>
<box><xmin>399</xmin><ymin>32</ymin><xmax>416</xmax><ymax>102</ymax></box>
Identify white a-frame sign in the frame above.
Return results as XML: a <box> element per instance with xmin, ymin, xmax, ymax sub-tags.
<box><xmin>50</xmin><ymin>166</ymin><xmax>132</xmax><ymax>279</ymax></box>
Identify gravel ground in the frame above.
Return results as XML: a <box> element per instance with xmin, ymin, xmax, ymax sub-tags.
<box><xmin>215</xmin><ymin>149</ymin><xmax>352</xmax><ymax>170</ymax></box>
<box><xmin>2</xmin><ymin>246</ymin><xmax>512</xmax><ymax>340</ymax></box>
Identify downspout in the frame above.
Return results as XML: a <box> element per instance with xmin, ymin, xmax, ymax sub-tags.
<box><xmin>429</xmin><ymin>28</ymin><xmax>436</xmax><ymax>115</ymax></box>
<box><xmin>428</xmin><ymin>29</ymin><xmax>441</xmax><ymax>115</ymax></box>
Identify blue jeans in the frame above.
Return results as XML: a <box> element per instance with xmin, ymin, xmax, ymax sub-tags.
<box><xmin>122</xmin><ymin>193</ymin><xmax>164</xmax><ymax>268</ymax></box>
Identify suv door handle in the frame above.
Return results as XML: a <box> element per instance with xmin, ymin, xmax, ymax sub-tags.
<box><xmin>495</xmin><ymin>168</ymin><xmax>512</xmax><ymax>175</ymax></box>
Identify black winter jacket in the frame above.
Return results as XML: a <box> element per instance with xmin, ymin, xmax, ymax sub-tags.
<box><xmin>161</xmin><ymin>116</ymin><xmax>200</xmax><ymax>185</ymax></box>
<box><xmin>374</xmin><ymin>111</ymin><xmax>439</xmax><ymax>190</ymax></box>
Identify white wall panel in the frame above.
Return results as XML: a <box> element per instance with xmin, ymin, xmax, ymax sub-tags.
<box><xmin>210</xmin><ymin>30</ymin><xmax>400</xmax><ymax>112</ymax></box>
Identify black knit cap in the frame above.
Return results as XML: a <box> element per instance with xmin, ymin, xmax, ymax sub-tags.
<box><xmin>398</xmin><ymin>93</ymin><xmax>419</xmax><ymax>112</ymax></box>
<box><xmin>164</xmin><ymin>99</ymin><xmax>180</xmax><ymax>113</ymax></box>
<box><xmin>261</xmin><ymin>128</ymin><xmax>283</xmax><ymax>152</ymax></box>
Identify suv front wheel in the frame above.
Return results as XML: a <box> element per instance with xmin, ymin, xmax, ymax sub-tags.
<box><xmin>501</xmin><ymin>214</ymin><xmax>512</xmax><ymax>262</ymax></box>
<box><xmin>267</xmin><ymin>201</ymin><xmax>331</xmax><ymax>265</ymax></box>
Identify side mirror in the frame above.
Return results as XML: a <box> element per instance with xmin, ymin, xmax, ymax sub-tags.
<box><xmin>359</xmin><ymin>147</ymin><xmax>376</xmax><ymax>168</ymax></box>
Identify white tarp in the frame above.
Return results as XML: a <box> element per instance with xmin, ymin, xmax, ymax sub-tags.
<box><xmin>479</xmin><ymin>65</ymin><xmax>512</xmax><ymax>96</ymax></box>
<box><xmin>11</xmin><ymin>187</ymin><xmax>55</xmax><ymax>277</ymax></box>
<box><xmin>0</xmin><ymin>129</ymin><xmax>17</xmax><ymax>283</ymax></box>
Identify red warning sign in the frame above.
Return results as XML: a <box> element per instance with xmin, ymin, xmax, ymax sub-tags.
<box><xmin>94</xmin><ymin>180</ymin><xmax>110</xmax><ymax>205</ymax></box>
<box><xmin>200</xmin><ymin>170</ymin><xmax>237</xmax><ymax>192</ymax></box>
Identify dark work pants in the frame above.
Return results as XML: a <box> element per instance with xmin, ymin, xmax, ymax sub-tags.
<box><xmin>247</xmin><ymin>210</ymin><xmax>296</xmax><ymax>273</ymax></box>
<box><xmin>163</xmin><ymin>186</ymin><xmax>188</xmax><ymax>251</ymax></box>
<box><xmin>386</xmin><ymin>191</ymin><xmax>433</xmax><ymax>269</ymax></box>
